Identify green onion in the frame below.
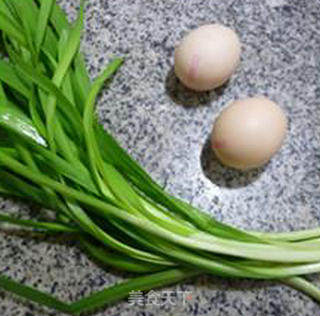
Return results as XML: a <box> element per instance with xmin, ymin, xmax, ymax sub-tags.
<box><xmin>0</xmin><ymin>1</ymin><xmax>320</xmax><ymax>314</ymax></box>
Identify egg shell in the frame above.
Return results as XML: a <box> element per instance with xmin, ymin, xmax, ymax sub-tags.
<box><xmin>211</xmin><ymin>97</ymin><xmax>288</xmax><ymax>170</ymax></box>
<box><xmin>174</xmin><ymin>24</ymin><xmax>241</xmax><ymax>91</ymax></box>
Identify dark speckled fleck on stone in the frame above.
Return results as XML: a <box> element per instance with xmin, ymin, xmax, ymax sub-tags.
<box><xmin>1</xmin><ymin>0</ymin><xmax>320</xmax><ymax>315</ymax></box>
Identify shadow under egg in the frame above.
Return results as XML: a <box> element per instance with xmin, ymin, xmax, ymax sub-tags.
<box><xmin>200</xmin><ymin>136</ymin><xmax>265</xmax><ymax>189</ymax></box>
<box><xmin>165</xmin><ymin>67</ymin><xmax>229</xmax><ymax>108</ymax></box>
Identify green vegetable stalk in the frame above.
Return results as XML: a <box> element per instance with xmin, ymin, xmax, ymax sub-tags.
<box><xmin>0</xmin><ymin>0</ymin><xmax>320</xmax><ymax>314</ymax></box>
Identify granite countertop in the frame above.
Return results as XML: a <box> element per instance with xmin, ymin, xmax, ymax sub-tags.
<box><xmin>1</xmin><ymin>0</ymin><xmax>320</xmax><ymax>315</ymax></box>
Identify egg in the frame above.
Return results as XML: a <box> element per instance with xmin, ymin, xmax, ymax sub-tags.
<box><xmin>211</xmin><ymin>97</ymin><xmax>287</xmax><ymax>170</ymax></box>
<box><xmin>174</xmin><ymin>24</ymin><xmax>241</xmax><ymax>91</ymax></box>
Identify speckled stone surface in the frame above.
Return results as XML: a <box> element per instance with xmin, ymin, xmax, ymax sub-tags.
<box><xmin>1</xmin><ymin>0</ymin><xmax>320</xmax><ymax>315</ymax></box>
